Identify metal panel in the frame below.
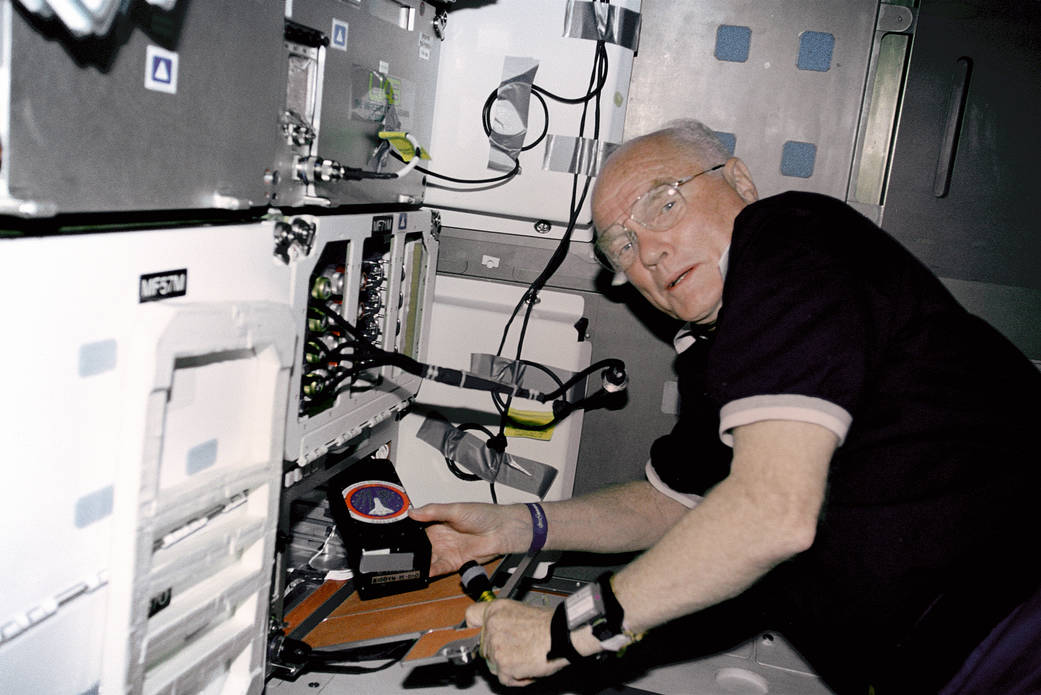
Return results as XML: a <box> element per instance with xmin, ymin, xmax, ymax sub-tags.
<box><xmin>0</xmin><ymin>223</ymin><xmax>297</xmax><ymax>694</ymax></box>
<box><xmin>393</xmin><ymin>275</ymin><xmax>591</xmax><ymax>506</ymax></box>
<box><xmin>422</xmin><ymin>0</ymin><xmax>639</xmax><ymax>240</ymax></box>
<box><xmin>281</xmin><ymin>209</ymin><xmax>440</xmax><ymax>465</ymax></box>
<box><xmin>881</xmin><ymin>0</ymin><xmax>1041</xmax><ymax>291</ymax></box>
<box><xmin>433</xmin><ymin>227</ymin><xmax>683</xmax><ymax>497</ymax></box>
<box><xmin>624</xmin><ymin>0</ymin><xmax>879</xmax><ymax>199</ymax></box>
<box><xmin>280</xmin><ymin>0</ymin><xmax>442</xmax><ymax>208</ymax></box>
<box><xmin>1</xmin><ymin>0</ymin><xmax>287</xmax><ymax>215</ymax></box>
<box><xmin>877</xmin><ymin>0</ymin><xmax>1041</xmax><ymax>359</ymax></box>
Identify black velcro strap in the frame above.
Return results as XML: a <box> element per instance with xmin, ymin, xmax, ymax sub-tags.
<box><xmin>546</xmin><ymin>602</ymin><xmax>584</xmax><ymax>663</ymax></box>
<box><xmin>596</xmin><ymin>572</ymin><xmax>626</xmax><ymax>637</ymax></box>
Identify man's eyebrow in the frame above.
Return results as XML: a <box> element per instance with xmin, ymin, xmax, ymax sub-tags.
<box><xmin>644</xmin><ymin>175</ymin><xmax>680</xmax><ymax>189</ymax></box>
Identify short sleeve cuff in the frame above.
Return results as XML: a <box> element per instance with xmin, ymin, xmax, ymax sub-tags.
<box><xmin>645</xmin><ymin>459</ymin><xmax>704</xmax><ymax>509</ymax></box>
<box><xmin>719</xmin><ymin>394</ymin><xmax>852</xmax><ymax>446</ymax></box>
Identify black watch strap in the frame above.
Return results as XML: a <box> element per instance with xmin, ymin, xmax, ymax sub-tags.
<box><xmin>593</xmin><ymin>572</ymin><xmax>625</xmax><ymax>640</ymax></box>
<box><xmin>546</xmin><ymin>602</ymin><xmax>584</xmax><ymax>663</ymax></box>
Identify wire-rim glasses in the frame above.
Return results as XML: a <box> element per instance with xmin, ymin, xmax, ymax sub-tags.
<box><xmin>595</xmin><ymin>163</ymin><xmax>724</xmax><ymax>273</ymax></box>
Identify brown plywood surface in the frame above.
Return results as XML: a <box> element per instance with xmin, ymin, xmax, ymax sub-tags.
<box><xmin>403</xmin><ymin>626</ymin><xmax>482</xmax><ymax>663</ymax></box>
<box><xmin>301</xmin><ymin>561</ymin><xmax>501</xmax><ymax>648</ymax></box>
<box><xmin>282</xmin><ymin>579</ymin><xmax>349</xmax><ymax>635</ymax></box>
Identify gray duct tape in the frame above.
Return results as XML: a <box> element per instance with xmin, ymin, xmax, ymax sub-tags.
<box><xmin>416</xmin><ymin>416</ymin><xmax>557</xmax><ymax>498</ymax></box>
<box><xmin>488</xmin><ymin>57</ymin><xmax>539</xmax><ymax>172</ymax></box>
<box><xmin>563</xmin><ymin>0</ymin><xmax>642</xmax><ymax>52</ymax></box>
<box><xmin>469</xmin><ymin>353</ymin><xmax>586</xmax><ymax>402</ymax></box>
<box><xmin>543</xmin><ymin>135</ymin><xmax>620</xmax><ymax>177</ymax></box>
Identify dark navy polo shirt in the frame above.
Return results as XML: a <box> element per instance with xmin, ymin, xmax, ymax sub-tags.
<box><xmin>647</xmin><ymin>192</ymin><xmax>1041</xmax><ymax>693</ymax></box>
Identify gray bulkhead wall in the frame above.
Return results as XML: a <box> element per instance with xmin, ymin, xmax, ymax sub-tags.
<box><xmin>624</xmin><ymin>0</ymin><xmax>1041</xmax><ymax>364</ymax></box>
<box><xmin>438</xmin><ymin>0</ymin><xmax>1040</xmax><ymax>495</ymax></box>
<box><xmin>440</xmin><ymin>0</ymin><xmax>887</xmax><ymax>493</ymax></box>
<box><xmin>878</xmin><ymin>0</ymin><xmax>1041</xmax><ymax>360</ymax></box>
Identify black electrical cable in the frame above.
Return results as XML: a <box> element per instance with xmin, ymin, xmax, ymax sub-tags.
<box><xmin>538</xmin><ymin>358</ymin><xmax>624</xmax><ymax>402</ymax></box>
<box><xmin>495</xmin><ymin>42</ymin><xmax>607</xmax><ymax>353</ymax></box>
<box><xmin>494</xmin><ymin>41</ymin><xmax>608</xmax><ymax>358</ymax></box>
<box><xmin>493</xmin><ymin>299</ymin><xmax>537</xmax><ymax>434</ymax></box>
<box><xmin>436</xmin><ymin>420</ymin><xmax>499</xmax><ymax>504</ymax></box>
<box><xmin>304</xmin><ymin>661</ymin><xmax>403</xmax><ymax>676</ymax></box>
<box><xmin>298</xmin><ymin>39</ymin><xmax>619</xmax><ymax>467</ymax></box>
<box><xmin>491</xmin><ymin>359</ymin><xmax>566</xmax><ymax>403</ymax></box>
<box><xmin>529</xmin><ymin>41</ymin><xmax>610</xmax><ymax>105</ymax></box>
<box><xmin>308</xmin><ymin>639</ymin><xmax>415</xmax><ymax>663</ymax></box>
<box><xmin>415</xmin><ymin>48</ymin><xmax>566</xmax><ymax>186</ymax></box>
<box><xmin>481</xmin><ymin>88</ymin><xmax>551</xmax><ymax>152</ymax></box>
<box><xmin>312</xmin><ymin>312</ymin><xmax>555</xmax><ymax>403</ymax></box>
<box><xmin>491</xmin><ymin>357</ymin><xmax>566</xmax><ymax>428</ymax></box>
<box><xmin>298</xmin><ymin>364</ymin><xmax>355</xmax><ymax>417</ymax></box>
<box><xmin>411</xmin><ymin>84</ymin><xmax>548</xmax><ymax>186</ymax></box>
<box><xmin>521</xmin><ymin>90</ymin><xmax>551</xmax><ymax>152</ymax></box>
<box><xmin>491</xmin><ymin>358</ymin><xmax>626</xmax><ymax>431</ymax></box>
<box><xmin>415</xmin><ymin>158</ymin><xmax>519</xmax><ymax>185</ymax></box>
<box><xmin>301</xmin><ymin>639</ymin><xmax>414</xmax><ymax>675</ymax></box>
<box><xmin>443</xmin><ymin>422</ymin><xmax>490</xmax><ymax>483</ymax></box>
<box><xmin>487</xmin><ymin>38</ymin><xmax>609</xmax><ymax>455</ymax></box>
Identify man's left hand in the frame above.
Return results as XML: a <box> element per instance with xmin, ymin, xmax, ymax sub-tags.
<box><xmin>466</xmin><ymin>599</ymin><xmax>569</xmax><ymax>687</ymax></box>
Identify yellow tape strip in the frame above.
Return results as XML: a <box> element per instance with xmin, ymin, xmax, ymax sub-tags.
<box><xmin>377</xmin><ymin>130</ymin><xmax>431</xmax><ymax>162</ymax></box>
<box><xmin>504</xmin><ymin>409</ymin><xmax>555</xmax><ymax>440</ymax></box>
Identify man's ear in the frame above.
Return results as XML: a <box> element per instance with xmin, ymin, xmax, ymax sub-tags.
<box><xmin>724</xmin><ymin>157</ymin><xmax>759</xmax><ymax>204</ymax></box>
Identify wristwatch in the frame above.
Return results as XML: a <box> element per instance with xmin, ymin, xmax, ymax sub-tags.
<box><xmin>562</xmin><ymin>573</ymin><xmax>635</xmax><ymax>652</ymax></box>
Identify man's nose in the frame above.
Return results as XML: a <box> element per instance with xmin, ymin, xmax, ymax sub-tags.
<box><xmin>637</xmin><ymin>228</ymin><xmax>672</xmax><ymax>267</ymax></box>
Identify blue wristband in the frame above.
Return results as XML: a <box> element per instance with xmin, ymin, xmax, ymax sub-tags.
<box><xmin>526</xmin><ymin>502</ymin><xmax>547</xmax><ymax>555</ymax></box>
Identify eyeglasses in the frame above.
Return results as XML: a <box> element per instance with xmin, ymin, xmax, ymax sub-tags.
<box><xmin>595</xmin><ymin>163</ymin><xmax>724</xmax><ymax>273</ymax></box>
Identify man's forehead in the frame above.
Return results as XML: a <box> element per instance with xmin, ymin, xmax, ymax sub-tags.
<box><xmin>594</xmin><ymin>138</ymin><xmax>698</xmax><ymax>216</ymax></box>
<box><xmin>611</xmin><ymin>138</ymin><xmax>699</xmax><ymax>183</ymax></box>
<box><xmin>602</xmin><ymin>158</ymin><xmax>692</xmax><ymax>203</ymax></box>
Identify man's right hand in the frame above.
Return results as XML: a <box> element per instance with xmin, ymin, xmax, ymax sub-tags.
<box><xmin>409</xmin><ymin>502</ymin><xmax>531</xmax><ymax>577</ymax></box>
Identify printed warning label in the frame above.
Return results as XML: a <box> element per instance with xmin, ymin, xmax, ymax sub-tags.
<box><xmin>145</xmin><ymin>45</ymin><xmax>178</xmax><ymax>94</ymax></box>
<box><xmin>331</xmin><ymin>19</ymin><xmax>349</xmax><ymax>51</ymax></box>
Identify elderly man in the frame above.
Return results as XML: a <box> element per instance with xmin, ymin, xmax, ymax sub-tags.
<box><xmin>411</xmin><ymin>120</ymin><xmax>1041</xmax><ymax>694</ymax></box>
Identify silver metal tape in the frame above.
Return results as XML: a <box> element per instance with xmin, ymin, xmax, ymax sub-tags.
<box><xmin>543</xmin><ymin>135</ymin><xmax>620</xmax><ymax>177</ymax></box>
<box><xmin>416</xmin><ymin>415</ymin><xmax>557</xmax><ymax>498</ymax></box>
<box><xmin>470</xmin><ymin>353</ymin><xmax>587</xmax><ymax>401</ymax></box>
<box><xmin>563</xmin><ymin>0</ymin><xmax>642</xmax><ymax>52</ymax></box>
<box><xmin>488</xmin><ymin>57</ymin><xmax>539</xmax><ymax>172</ymax></box>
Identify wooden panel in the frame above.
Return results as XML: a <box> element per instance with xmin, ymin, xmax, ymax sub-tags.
<box><xmin>305</xmin><ymin>595</ymin><xmax>473</xmax><ymax>647</ymax></box>
<box><xmin>282</xmin><ymin>581</ymin><xmax>349</xmax><ymax>635</ymax></box>
<box><xmin>403</xmin><ymin>627</ymin><xmax>482</xmax><ymax>663</ymax></box>
<box><xmin>298</xmin><ymin>560</ymin><xmax>502</xmax><ymax>648</ymax></box>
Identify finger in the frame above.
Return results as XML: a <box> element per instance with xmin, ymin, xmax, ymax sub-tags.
<box><xmin>465</xmin><ymin>600</ymin><xmax>488</xmax><ymax>628</ymax></box>
<box><xmin>428</xmin><ymin>557</ymin><xmax>457</xmax><ymax>578</ymax></box>
<box><xmin>427</xmin><ymin>547</ymin><xmax>463</xmax><ymax>577</ymax></box>
<box><xmin>409</xmin><ymin>503</ymin><xmax>449</xmax><ymax>522</ymax></box>
<box><xmin>500</xmin><ymin>675</ymin><xmax>533</xmax><ymax>687</ymax></box>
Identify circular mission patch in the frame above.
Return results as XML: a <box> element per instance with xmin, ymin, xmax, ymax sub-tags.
<box><xmin>343</xmin><ymin>481</ymin><xmax>410</xmax><ymax>524</ymax></box>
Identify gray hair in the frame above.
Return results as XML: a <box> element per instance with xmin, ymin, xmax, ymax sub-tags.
<box><xmin>655</xmin><ymin>118</ymin><xmax>732</xmax><ymax>167</ymax></box>
<box><xmin>609</xmin><ymin>119</ymin><xmax>731</xmax><ymax>171</ymax></box>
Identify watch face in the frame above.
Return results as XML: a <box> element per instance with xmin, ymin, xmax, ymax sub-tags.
<box><xmin>343</xmin><ymin>481</ymin><xmax>410</xmax><ymax>523</ymax></box>
<box><xmin>565</xmin><ymin>584</ymin><xmax>601</xmax><ymax>630</ymax></box>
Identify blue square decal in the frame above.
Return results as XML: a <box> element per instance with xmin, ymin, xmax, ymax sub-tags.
<box><xmin>714</xmin><ymin>131</ymin><xmax>737</xmax><ymax>157</ymax></box>
<box><xmin>781</xmin><ymin>141</ymin><xmax>817</xmax><ymax>178</ymax></box>
<box><xmin>798</xmin><ymin>31</ymin><xmax>835</xmax><ymax>72</ymax></box>
<box><xmin>715</xmin><ymin>25</ymin><xmax>751</xmax><ymax>63</ymax></box>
